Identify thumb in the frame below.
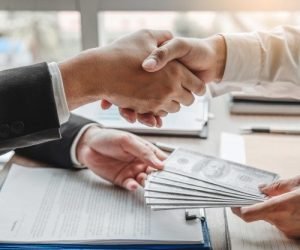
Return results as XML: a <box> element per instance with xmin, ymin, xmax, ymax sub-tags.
<box><xmin>142</xmin><ymin>38</ymin><xmax>190</xmax><ymax>72</ymax></box>
<box><xmin>260</xmin><ymin>177</ymin><xmax>299</xmax><ymax>196</ymax></box>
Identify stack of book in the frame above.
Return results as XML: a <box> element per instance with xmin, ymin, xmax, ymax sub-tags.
<box><xmin>230</xmin><ymin>92</ymin><xmax>300</xmax><ymax>115</ymax></box>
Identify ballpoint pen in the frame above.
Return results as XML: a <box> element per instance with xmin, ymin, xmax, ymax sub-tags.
<box><xmin>241</xmin><ymin>126</ymin><xmax>300</xmax><ymax>135</ymax></box>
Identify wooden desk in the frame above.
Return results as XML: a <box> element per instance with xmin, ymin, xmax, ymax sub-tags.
<box><xmin>3</xmin><ymin>94</ymin><xmax>300</xmax><ymax>250</ymax></box>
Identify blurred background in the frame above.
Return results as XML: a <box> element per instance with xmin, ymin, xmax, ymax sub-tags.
<box><xmin>1</xmin><ymin>0</ymin><xmax>300</xmax><ymax>70</ymax></box>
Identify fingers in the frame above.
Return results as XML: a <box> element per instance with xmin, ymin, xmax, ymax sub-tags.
<box><xmin>119</xmin><ymin>110</ymin><xmax>164</xmax><ymax>128</ymax></box>
<box><xmin>120</xmin><ymin>134</ymin><xmax>164</xmax><ymax>169</ymax></box>
<box><xmin>136</xmin><ymin>113</ymin><xmax>158</xmax><ymax>127</ymax></box>
<box><xmin>138</xmin><ymin>138</ymin><xmax>167</xmax><ymax>161</ymax></box>
<box><xmin>119</xmin><ymin>108</ymin><xmax>137</xmax><ymax>123</ymax></box>
<box><xmin>260</xmin><ymin>176</ymin><xmax>300</xmax><ymax>196</ymax></box>
<box><xmin>180</xmin><ymin>67</ymin><xmax>206</xmax><ymax>96</ymax></box>
<box><xmin>101</xmin><ymin>99</ymin><xmax>113</xmax><ymax>110</ymax></box>
<box><xmin>122</xmin><ymin>177</ymin><xmax>140</xmax><ymax>191</ymax></box>
<box><xmin>176</xmin><ymin>87</ymin><xmax>195</xmax><ymax>107</ymax></box>
<box><xmin>143</xmin><ymin>38</ymin><xmax>190</xmax><ymax>72</ymax></box>
<box><xmin>136</xmin><ymin>172</ymin><xmax>148</xmax><ymax>186</ymax></box>
<box><xmin>163</xmin><ymin>101</ymin><xmax>181</xmax><ymax>113</ymax></box>
<box><xmin>232</xmin><ymin>199</ymin><xmax>277</xmax><ymax>223</ymax></box>
<box><xmin>150</xmin><ymin>30</ymin><xmax>173</xmax><ymax>46</ymax></box>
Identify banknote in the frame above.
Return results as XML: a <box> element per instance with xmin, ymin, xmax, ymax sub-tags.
<box><xmin>144</xmin><ymin>191</ymin><xmax>261</xmax><ymax>203</ymax></box>
<box><xmin>150</xmin><ymin>171</ymin><xmax>257</xmax><ymax>197</ymax></box>
<box><xmin>145</xmin><ymin>182</ymin><xmax>265</xmax><ymax>202</ymax></box>
<box><xmin>145</xmin><ymin>198</ymin><xmax>257</xmax><ymax>206</ymax></box>
<box><xmin>164</xmin><ymin>148</ymin><xmax>279</xmax><ymax>196</ymax></box>
<box><xmin>149</xmin><ymin>173</ymin><xmax>263</xmax><ymax>199</ymax></box>
<box><xmin>150</xmin><ymin>204</ymin><xmax>246</xmax><ymax>210</ymax></box>
<box><xmin>144</xmin><ymin>148</ymin><xmax>279</xmax><ymax>211</ymax></box>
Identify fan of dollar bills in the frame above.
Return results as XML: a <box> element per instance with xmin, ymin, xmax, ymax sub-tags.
<box><xmin>145</xmin><ymin>148</ymin><xmax>279</xmax><ymax>211</ymax></box>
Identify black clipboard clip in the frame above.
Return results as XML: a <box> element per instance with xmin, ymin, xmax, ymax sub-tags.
<box><xmin>185</xmin><ymin>209</ymin><xmax>206</xmax><ymax>222</ymax></box>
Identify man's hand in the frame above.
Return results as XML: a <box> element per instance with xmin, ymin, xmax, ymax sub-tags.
<box><xmin>76</xmin><ymin>126</ymin><xmax>167</xmax><ymax>191</ymax></box>
<box><xmin>232</xmin><ymin>176</ymin><xmax>300</xmax><ymax>239</ymax></box>
<box><xmin>116</xmin><ymin>35</ymin><xmax>227</xmax><ymax>126</ymax></box>
<box><xmin>60</xmin><ymin>30</ymin><xmax>203</xmax><ymax>117</ymax></box>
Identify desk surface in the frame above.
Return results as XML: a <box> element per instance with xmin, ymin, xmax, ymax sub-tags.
<box><xmin>4</xmin><ymin>94</ymin><xmax>300</xmax><ymax>250</ymax></box>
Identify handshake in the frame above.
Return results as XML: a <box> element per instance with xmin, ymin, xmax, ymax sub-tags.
<box><xmin>59</xmin><ymin>29</ymin><xmax>226</xmax><ymax>127</ymax></box>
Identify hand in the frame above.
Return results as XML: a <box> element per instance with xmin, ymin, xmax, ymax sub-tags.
<box><xmin>232</xmin><ymin>176</ymin><xmax>300</xmax><ymax>239</ymax></box>
<box><xmin>76</xmin><ymin>126</ymin><xmax>167</xmax><ymax>191</ymax></box>
<box><xmin>59</xmin><ymin>29</ymin><xmax>202</xmax><ymax>115</ymax></box>
<box><xmin>116</xmin><ymin>35</ymin><xmax>227</xmax><ymax>126</ymax></box>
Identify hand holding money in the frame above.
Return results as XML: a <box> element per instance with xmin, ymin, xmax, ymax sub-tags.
<box><xmin>144</xmin><ymin>148</ymin><xmax>279</xmax><ymax>210</ymax></box>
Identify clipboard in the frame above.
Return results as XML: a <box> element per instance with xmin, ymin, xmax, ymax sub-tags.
<box><xmin>0</xmin><ymin>160</ymin><xmax>212</xmax><ymax>250</ymax></box>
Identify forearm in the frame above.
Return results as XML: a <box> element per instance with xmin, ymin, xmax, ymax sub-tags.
<box><xmin>59</xmin><ymin>48</ymin><xmax>108</xmax><ymax>110</ymax></box>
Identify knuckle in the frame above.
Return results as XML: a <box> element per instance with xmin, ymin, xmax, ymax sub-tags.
<box><xmin>141</xmin><ymin>149</ymin><xmax>151</xmax><ymax>159</ymax></box>
<box><xmin>118</xmin><ymin>133</ymin><xmax>132</xmax><ymax>145</ymax></box>
<box><xmin>173</xmin><ymin>37</ymin><xmax>188</xmax><ymax>48</ymax></box>
<box><xmin>167</xmin><ymin>62</ymin><xmax>182</xmax><ymax>79</ymax></box>
<box><xmin>161</xmin><ymin>83</ymin><xmax>177</xmax><ymax>96</ymax></box>
<box><xmin>165</xmin><ymin>30</ymin><xmax>174</xmax><ymax>40</ymax></box>
<box><xmin>153</xmin><ymin>47</ymin><xmax>169</xmax><ymax>61</ymax></box>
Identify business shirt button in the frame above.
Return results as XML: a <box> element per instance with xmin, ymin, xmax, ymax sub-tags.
<box><xmin>11</xmin><ymin>121</ymin><xmax>24</xmax><ymax>135</ymax></box>
<box><xmin>0</xmin><ymin>124</ymin><xmax>10</xmax><ymax>138</ymax></box>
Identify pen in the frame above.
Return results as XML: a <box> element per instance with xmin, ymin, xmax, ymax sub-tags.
<box><xmin>152</xmin><ymin>142</ymin><xmax>178</xmax><ymax>152</ymax></box>
<box><xmin>241</xmin><ymin>126</ymin><xmax>300</xmax><ymax>135</ymax></box>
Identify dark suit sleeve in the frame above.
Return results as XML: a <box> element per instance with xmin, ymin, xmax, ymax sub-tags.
<box><xmin>15</xmin><ymin>114</ymin><xmax>93</xmax><ymax>169</ymax></box>
<box><xmin>0</xmin><ymin>62</ymin><xmax>61</xmax><ymax>152</ymax></box>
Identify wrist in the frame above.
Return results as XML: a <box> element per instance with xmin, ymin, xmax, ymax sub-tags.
<box><xmin>211</xmin><ymin>35</ymin><xmax>226</xmax><ymax>82</ymax></box>
<box><xmin>76</xmin><ymin>125</ymin><xmax>100</xmax><ymax>164</ymax></box>
<box><xmin>59</xmin><ymin>49</ymin><xmax>106</xmax><ymax>110</ymax></box>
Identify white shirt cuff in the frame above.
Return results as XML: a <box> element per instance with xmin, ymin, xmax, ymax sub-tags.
<box><xmin>70</xmin><ymin>123</ymin><xmax>101</xmax><ymax>169</ymax></box>
<box><xmin>222</xmin><ymin>33</ymin><xmax>261</xmax><ymax>83</ymax></box>
<box><xmin>209</xmin><ymin>33</ymin><xmax>262</xmax><ymax>97</ymax></box>
<box><xmin>48</xmin><ymin>62</ymin><xmax>70</xmax><ymax>125</ymax></box>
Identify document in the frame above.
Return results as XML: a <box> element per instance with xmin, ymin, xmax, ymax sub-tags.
<box><xmin>0</xmin><ymin>165</ymin><xmax>203</xmax><ymax>245</ymax></box>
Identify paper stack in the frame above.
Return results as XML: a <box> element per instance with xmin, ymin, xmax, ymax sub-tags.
<box><xmin>145</xmin><ymin>149</ymin><xmax>279</xmax><ymax>210</ymax></box>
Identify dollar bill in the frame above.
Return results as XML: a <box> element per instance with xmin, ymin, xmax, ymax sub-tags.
<box><xmin>145</xmin><ymin>181</ymin><xmax>265</xmax><ymax>202</ymax></box>
<box><xmin>164</xmin><ymin>148</ymin><xmax>279</xmax><ymax>196</ymax></box>
<box><xmin>148</xmin><ymin>174</ymin><xmax>263</xmax><ymax>200</ymax></box>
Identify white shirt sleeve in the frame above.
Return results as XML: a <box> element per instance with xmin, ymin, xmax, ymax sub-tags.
<box><xmin>209</xmin><ymin>26</ymin><xmax>300</xmax><ymax>99</ymax></box>
<box><xmin>48</xmin><ymin>62</ymin><xmax>70</xmax><ymax>124</ymax></box>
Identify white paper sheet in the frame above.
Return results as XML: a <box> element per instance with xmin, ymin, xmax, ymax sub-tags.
<box><xmin>220</xmin><ymin>133</ymin><xmax>300</xmax><ymax>250</ymax></box>
<box><xmin>0</xmin><ymin>165</ymin><xmax>203</xmax><ymax>244</ymax></box>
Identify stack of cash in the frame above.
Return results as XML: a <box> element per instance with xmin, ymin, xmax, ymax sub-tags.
<box><xmin>145</xmin><ymin>148</ymin><xmax>279</xmax><ymax>211</ymax></box>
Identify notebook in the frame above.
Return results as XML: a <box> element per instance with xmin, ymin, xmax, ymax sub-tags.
<box><xmin>73</xmin><ymin>97</ymin><xmax>209</xmax><ymax>138</ymax></box>
<box><xmin>230</xmin><ymin>92</ymin><xmax>300</xmax><ymax>115</ymax></box>
<box><xmin>0</xmin><ymin>165</ymin><xmax>211</xmax><ymax>249</ymax></box>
